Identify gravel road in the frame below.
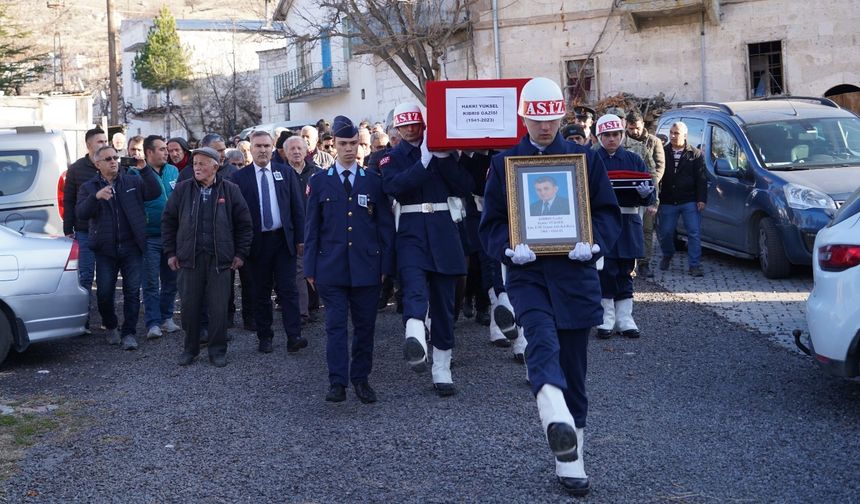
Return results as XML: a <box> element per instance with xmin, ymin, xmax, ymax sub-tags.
<box><xmin>2</xmin><ymin>279</ymin><xmax>859</xmax><ymax>503</ymax></box>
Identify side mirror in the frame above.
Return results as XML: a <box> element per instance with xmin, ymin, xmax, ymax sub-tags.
<box><xmin>714</xmin><ymin>158</ymin><xmax>738</xmax><ymax>177</ymax></box>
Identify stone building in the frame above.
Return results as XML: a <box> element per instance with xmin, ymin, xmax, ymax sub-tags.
<box><xmin>260</xmin><ymin>0</ymin><xmax>860</xmax><ymax>127</ymax></box>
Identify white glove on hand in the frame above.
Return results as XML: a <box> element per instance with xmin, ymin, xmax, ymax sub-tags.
<box><xmin>420</xmin><ymin>129</ymin><xmax>450</xmax><ymax>168</ymax></box>
<box><xmin>568</xmin><ymin>242</ymin><xmax>600</xmax><ymax>261</ymax></box>
<box><xmin>505</xmin><ymin>243</ymin><xmax>537</xmax><ymax>265</ymax></box>
<box><xmin>635</xmin><ymin>181</ymin><xmax>654</xmax><ymax>198</ymax></box>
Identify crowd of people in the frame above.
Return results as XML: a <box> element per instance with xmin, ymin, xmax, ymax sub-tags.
<box><xmin>61</xmin><ymin>76</ymin><xmax>708</xmax><ymax>496</ymax></box>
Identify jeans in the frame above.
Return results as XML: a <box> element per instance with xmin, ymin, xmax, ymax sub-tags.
<box><xmin>96</xmin><ymin>243</ymin><xmax>143</xmax><ymax>337</ymax></box>
<box><xmin>75</xmin><ymin>231</ymin><xmax>97</xmax><ymax>320</ymax></box>
<box><xmin>142</xmin><ymin>236</ymin><xmax>177</xmax><ymax>329</ymax></box>
<box><xmin>657</xmin><ymin>202</ymin><xmax>702</xmax><ymax>267</ymax></box>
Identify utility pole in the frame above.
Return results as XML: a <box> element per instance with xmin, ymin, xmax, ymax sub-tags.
<box><xmin>107</xmin><ymin>0</ymin><xmax>119</xmax><ymax>125</ymax></box>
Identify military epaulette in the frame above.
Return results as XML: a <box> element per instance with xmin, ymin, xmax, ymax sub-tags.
<box><xmin>358</xmin><ymin>167</ymin><xmax>366</xmax><ymax>177</ymax></box>
<box><xmin>327</xmin><ymin>167</ymin><xmax>335</xmax><ymax>176</ymax></box>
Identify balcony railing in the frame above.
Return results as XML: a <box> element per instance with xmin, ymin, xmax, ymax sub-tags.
<box><xmin>616</xmin><ymin>0</ymin><xmax>721</xmax><ymax>31</ymax></box>
<box><xmin>274</xmin><ymin>62</ymin><xmax>349</xmax><ymax>103</ymax></box>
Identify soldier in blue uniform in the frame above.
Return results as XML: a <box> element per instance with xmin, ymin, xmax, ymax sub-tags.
<box><xmin>380</xmin><ymin>103</ymin><xmax>474</xmax><ymax>397</ymax></box>
<box><xmin>593</xmin><ymin>114</ymin><xmax>656</xmax><ymax>339</ymax></box>
<box><xmin>478</xmin><ymin>77</ymin><xmax>621</xmax><ymax>496</ymax></box>
<box><xmin>304</xmin><ymin>116</ymin><xmax>395</xmax><ymax>404</ymax></box>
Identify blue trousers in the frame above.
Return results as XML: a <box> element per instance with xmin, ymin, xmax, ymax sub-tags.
<box><xmin>519</xmin><ymin>309</ymin><xmax>590</xmax><ymax>429</ymax></box>
<box><xmin>599</xmin><ymin>258</ymin><xmax>635</xmax><ymax>301</ymax></box>
<box><xmin>657</xmin><ymin>202</ymin><xmax>702</xmax><ymax>267</ymax></box>
<box><xmin>75</xmin><ymin>231</ymin><xmax>97</xmax><ymax>326</ymax></box>
<box><xmin>251</xmin><ymin>231</ymin><xmax>301</xmax><ymax>342</ymax></box>
<box><xmin>95</xmin><ymin>243</ymin><xmax>142</xmax><ymax>337</ymax></box>
<box><xmin>142</xmin><ymin>236</ymin><xmax>177</xmax><ymax>329</ymax></box>
<box><xmin>317</xmin><ymin>284</ymin><xmax>380</xmax><ymax>386</ymax></box>
<box><xmin>479</xmin><ymin>251</ymin><xmax>505</xmax><ymax>295</ymax></box>
<box><xmin>399</xmin><ymin>266</ymin><xmax>457</xmax><ymax>350</ymax></box>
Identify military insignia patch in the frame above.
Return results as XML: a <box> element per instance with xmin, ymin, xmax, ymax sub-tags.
<box><xmin>379</xmin><ymin>156</ymin><xmax>391</xmax><ymax>167</ymax></box>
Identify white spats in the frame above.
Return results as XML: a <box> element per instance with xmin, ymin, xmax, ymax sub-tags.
<box><xmin>431</xmin><ymin>347</ymin><xmax>453</xmax><ymax>385</ymax></box>
<box><xmin>404</xmin><ymin>318</ymin><xmax>428</xmax><ymax>371</ymax></box>
<box><xmin>555</xmin><ymin>428</ymin><xmax>587</xmax><ymax>479</ymax></box>
<box><xmin>614</xmin><ymin>298</ymin><xmax>638</xmax><ymax>331</ymax></box>
<box><xmin>597</xmin><ymin>298</ymin><xmax>615</xmax><ymax>331</ymax></box>
<box><xmin>536</xmin><ymin>384</ymin><xmax>577</xmax><ymax>460</ymax></box>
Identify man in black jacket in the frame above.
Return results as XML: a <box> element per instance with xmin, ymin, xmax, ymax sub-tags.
<box><xmin>76</xmin><ymin>145</ymin><xmax>161</xmax><ymax>350</ymax></box>
<box><xmin>658</xmin><ymin>121</ymin><xmax>708</xmax><ymax>276</ymax></box>
<box><xmin>162</xmin><ymin>147</ymin><xmax>253</xmax><ymax>367</ymax></box>
<box><xmin>64</xmin><ymin>127</ymin><xmax>108</xmax><ymax>328</ymax></box>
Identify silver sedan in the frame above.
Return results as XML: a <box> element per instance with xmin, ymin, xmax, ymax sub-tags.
<box><xmin>0</xmin><ymin>225</ymin><xmax>89</xmax><ymax>364</ymax></box>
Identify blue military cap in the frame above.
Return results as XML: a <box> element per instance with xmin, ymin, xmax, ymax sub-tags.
<box><xmin>332</xmin><ymin>115</ymin><xmax>358</xmax><ymax>139</ymax></box>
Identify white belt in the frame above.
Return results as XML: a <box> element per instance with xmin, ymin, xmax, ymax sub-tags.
<box><xmin>620</xmin><ymin>206</ymin><xmax>640</xmax><ymax>215</ymax></box>
<box><xmin>401</xmin><ymin>202</ymin><xmax>449</xmax><ymax>214</ymax></box>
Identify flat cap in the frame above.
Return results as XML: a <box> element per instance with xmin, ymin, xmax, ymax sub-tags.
<box><xmin>562</xmin><ymin>124</ymin><xmax>586</xmax><ymax>139</ymax></box>
<box><xmin>191</xmin><ymin>146</ymin><xmax>220</xmax><ymax>163</ymax></box>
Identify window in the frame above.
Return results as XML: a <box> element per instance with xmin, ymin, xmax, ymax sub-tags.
<box><xmin>748</xmin><ymin>41</ymin><xmax>785</xmax><ymax>98</ymax></box>
<box><xmin>0</xmin><ymin>150</ymin><xmax>40</xmax><ymax>197</ymax></box>
<box><xmin>564</xmin><ymin>58</ymin><xmax>597</xmax><ymax>106</ymax></box>
<box><xmin>683</xmin><ymin>118</ymin><xmax>706</xmax><ymax>150</ymax></box>
<box><xmin>710</xmin><ymin>124</ymin><xmax>749</xmax><ymax>174</ymax></box>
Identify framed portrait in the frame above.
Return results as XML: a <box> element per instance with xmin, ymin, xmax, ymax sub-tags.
<box><xmin>505</xmin><ymin>154</ymin><xmax>592</xmax><ymax>255</ymax></box>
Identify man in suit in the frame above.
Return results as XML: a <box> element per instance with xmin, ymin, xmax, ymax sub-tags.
<box><xmin>530</xmin><ymin>176</ymin><xmax>570</xmax><ymax>216</ymax></box>
<box><xmin>231</xmin><ymin>130</ymin><xmax>308</xmax><ymax>354</ymax></box>
<box><xmin>304</xmin><ymin>116</ymin><xmax>395</xmax><ymax>404</ymax></box>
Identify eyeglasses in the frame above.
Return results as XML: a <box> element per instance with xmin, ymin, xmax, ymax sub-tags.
<box><xmin>100</xmin><ymin>156</ymin><xmax>120</xmax><ymax>162</ymax></box>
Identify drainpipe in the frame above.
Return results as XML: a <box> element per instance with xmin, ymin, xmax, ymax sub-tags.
<box><xmin>492</xmin><ymin>0</ymin><xmax>501</xmax><ymax>79</ymax></box>
<box><xmin>700</xmin><ymin>10</ymin><xmax>706</xmax><ymax>101</ymax></box>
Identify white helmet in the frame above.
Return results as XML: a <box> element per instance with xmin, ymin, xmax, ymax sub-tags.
<box><xmin>392</xmin><ymin>103</ymin><xmax>424</xmax><ymax>127</ymax></box>
<box><xmin>518</xmin><ymin>77</ymin><xmax>566</xmax><ymax>121</ymax></box>
<box><xmin>596</xmin><ymin>114</ymin><xmax>624</xmax><ymax>136</ymax></box>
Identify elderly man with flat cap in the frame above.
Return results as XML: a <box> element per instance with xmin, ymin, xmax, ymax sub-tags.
<box><xmin>161</xmin><ymin>147</ymin><xmax>253</xmax><ymax>367</ymax></box>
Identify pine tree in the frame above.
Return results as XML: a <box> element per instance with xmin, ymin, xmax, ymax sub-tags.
<box><xmin>0</xmin><ymin>6</ymin><xmax>48</xmax><ymax>95</ymax></box>
<box><xmin>132</xmin><ymin>6</ymin><xmax>191</xmax><ymax>134</ymax></box>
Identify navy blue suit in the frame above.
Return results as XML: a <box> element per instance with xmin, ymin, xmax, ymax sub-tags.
<box><xmin>594</xmin><ymin>147</ymin><xmax>655</xmax><ymax>301</ymax></box>
<box><xmin>231</xmin><ymin>162</ymin><xmax>306</xmax><ymax>344</ymax></box>
<box><xmin>305</xmin><ymin>165</ymin><xmax>395</xmax><ymax>386</ymax></box>
<box><xmin>381</xmin><ymin>140</ymin><xmax>473</xmax><ymax>350</ymax></box>
<box><xmin>478</xmin><ymin>133</ymin><xmax>621</xmax><ymax>427</ymax></box>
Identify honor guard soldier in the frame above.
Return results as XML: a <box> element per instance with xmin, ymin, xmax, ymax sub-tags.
<box><xmin>304</xmin><ymin>116</ymin><xmax>395</xmax><ymax>404</ymax></box>
<box><xmin>593</xmin><ymin>114</ymin><xmax>655</xmax><ymax>339</ymax></box>
<box><xmin>478</xmin><ymin>77</ymin><xmax>622</xmax><ymax>495</ymax></box>
<box><xmin>381</xmin><ymin>102</ymin><xmax>474</xmax><ymax>397</ymax></box>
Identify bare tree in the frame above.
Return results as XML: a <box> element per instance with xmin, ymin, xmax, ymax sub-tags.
<box><xmin>278</xmin><ymin>0</ymin><xmax>475</xmax><ymax>105</ymax></box>
<box><xmin>185</xmin><ymin>66</ymin><xmax>261</xmax><ymax>139</ymax></box>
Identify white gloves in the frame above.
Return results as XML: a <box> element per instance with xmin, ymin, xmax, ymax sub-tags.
<box><xmin>568</xmin><ymin>242</ymin><xmax>600</xmax><ymax>261</ymax></box>
<box><xmin>505</xmin><ymin>243</ymin><xmax>537</xmax><ymax>265</ymax></box>
<box><xmin>635</xmin><ymin>181</ymin><xmax>654</xmax><ymax>198</ymax></box>
<box><xmin>420</xmin><ymin>129</ymin><xmax>450</xmax><ymax>168</ymax></box>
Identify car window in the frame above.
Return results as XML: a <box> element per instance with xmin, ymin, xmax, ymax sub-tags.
<box><xmin>0</xmin><ymin>150</ymin><xmax>40</xmax><ymax>197</ymax></box>
<box><xmin>709</xmin><ymin>123</ymin><xmax>750</xmax><ymax>174</ymax></box>
<box><xmin>744</xmin><ymin>116</ymin><xmax>860</xmax><ymax>170</ymax></box>
<box><xmin>681</xmin><ymin>118</ymin><xmax>705</xmax><ymax>150</ymax></box>
<box><xmin>830</xmin><ymin>189</ymin><xmax>860</xmax><ymax>227</ymax></box>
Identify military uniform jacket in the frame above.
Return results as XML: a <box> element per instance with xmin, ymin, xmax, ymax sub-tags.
<box><xmin>478</xmin><ymin>134</ymin><xmax>622</xmax><ymax>329</ymax></box>
<box><xmin>381</xmin><ymin>140</ymin><xmax>474</xmax><ymax>275</ymax></box>
<box><xmin>594</xmin><ymin>146</ymin><xmax>655</xmax><ymax>259</ymax></box>
<box><xmin>304</xmin><ymin>166</ymin><xmax>395</xmax><ymax>287</ymax></box>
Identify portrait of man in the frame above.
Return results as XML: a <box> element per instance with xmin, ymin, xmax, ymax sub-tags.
<box><xmin>529</xmin><ymin>174</ymin><xmax>570</xmax><ymax>216</ymax></box>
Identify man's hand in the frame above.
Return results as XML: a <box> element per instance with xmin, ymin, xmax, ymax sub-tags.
<box><xmin>697</xmin><ymin>201</ymin><xmax>706</xmax><ymax>212</ymax></box>
<box><xmin>504</xmin><ymin>243</ymin><xmax>537</xmax><ymax>265</ymax></box>
<box><xmin>96</xmin><ymin>185</ymin><xmax>114</xmax><ymax>201</ymax></box>
<box><xmin>646</xmin><ymin>205</ymin><xmax>658</xmax><ymax>216</ymax></box>
<box><xmin>296</xmin><ymin>243</ymin><xmax>304</xmax><ymax>256</ymax></box>
<box><xmin>231</xmin><ymin>256</ymin><xmax>244</xmax><ymax>270</ymax></box>
<box><xmin>635</xmin><ymin>181</ymin><xmax>654</xmax><ymax>198</ymax></box>
<box><xmin>167</xmin><ymin>256</ymin><xmax>179</xmax><ymax>271</ymax></box>
<box><xmin>569</xmin><ymin>242</ymin><xmax>600</xmax><ymax>262</ymax></box>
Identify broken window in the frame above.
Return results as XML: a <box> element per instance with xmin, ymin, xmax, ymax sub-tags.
<box><xmin>564</xmin><ymin>58</ymin><xmax>597</xmax><ymax>106</ymax></box>
<box><xmin>748</xmin><ymin>41</ymin><xmax>785</xmax><ymax>98</ymax></box>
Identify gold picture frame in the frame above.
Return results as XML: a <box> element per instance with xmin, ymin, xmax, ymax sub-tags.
<box><xmin>505</xmin><ymin>154</ymin><xmax>592</xmax><ymax>255</ymax></box>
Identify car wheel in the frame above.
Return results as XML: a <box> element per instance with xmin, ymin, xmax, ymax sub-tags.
<box><xmin>0</xmin><ymin>312</ymin><xmax>11</xmax><ymax>365</ymax></box>
<box><xmin>758</xmin><ymin>217</ymin><xmax>792</xmax><ymax>279</ymax></box>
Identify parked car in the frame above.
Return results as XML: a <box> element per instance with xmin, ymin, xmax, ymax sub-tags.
<box><xmin>799</xmin><ymin>187</ymin><xmax>860</xmax><ymax>377</ymax></box>
<box><xmin>0</xmin><ymin>225</ymin><xmax>88</xmax><ymax>365</ymax></box>
<box><xmin>0</xmin><ymin>126</ymin><xmax>70</xmax><ymax>236</ymax></box>
<box><xmin>656</xmin><ymin>97</ymin><xmax>860</xmax><ymax>278</ymax></box>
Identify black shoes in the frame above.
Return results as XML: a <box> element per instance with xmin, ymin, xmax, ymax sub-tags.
<box><xmin>325</xmin><ymin>384</ymin><xmax>346</xmax><ymax>402</ymax></box>
<box><xmin>287</xmin><ymin>336</ymin><xmax>309</xmax><ymax>353</ymax></box>
<box><xmin>659</xmin><ymin>256</ymin><xmax>672</xmax><ymax>271</ymax></box>
<box><xmin>404</xmin><ymin>338</ymin><xmax>427</xmax><ymax>373</ymax></box>
<box><xmin>353</xmin><ymin>381</ymin><xmax>378</xmax><ymax>404</ymax></box>
<box><xmin>558</xmin><ymin>476</ymin><xmax>590</xmax><ymax>496</ymax></box>
<box><xmin>689</xmin><ymin>265</ymin><xmax>704</xmax><ymax>277</ymax></box>
<box><xmin>596</xmin><ymin>329</ymin><xmax>613</xmax><ymax>339</ymax></box>
<box><xmin>209</xmin><ymin>354</ymin><xmax>227</xmax><ymax>367</ymax></box>
<box><xmin>258</xmin><ymin>338</ymin><xmax>273</xmax><ymax>353</ymax></box>
<box><xmin>433</xmin><ymin>382</ymin><xmax>457</xmax><ymax>397</ymax></box>
<box><xmin>513</xmin><ymin>353</ymin><xmax>525</xmax><ymax>364</ymax></box>
<box><xmin>491</xmin><ymin>338</ymin><xmax>512</xmax><ymax>348</ymax></box>
<box><xmin>178</xmin><ymin>352</ymin><xmax>196</xmax><ymax>366</ymax></box>
<box><xmin>638</xmin><ymin>262</ymin><xmax>654</xmax><ymax>278</ymax></box>
<box><xmin>621</xmin><ymin>328</ymin><xmax>641</xmax><ymax>339</ymax></box>
<box><xmin>475</xmin><ymin>307</ymin><xmax>490</xmax><ymax>326</ymax></box>
<box><xmin>547</xmin><ymin>423</ymin><xmax>578</xmax><ymax>463</ymax></box>
<box><xmin>493</xmin><ymin>305</ymin><xmax>518</xmax><ymax>340</ymax></box>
